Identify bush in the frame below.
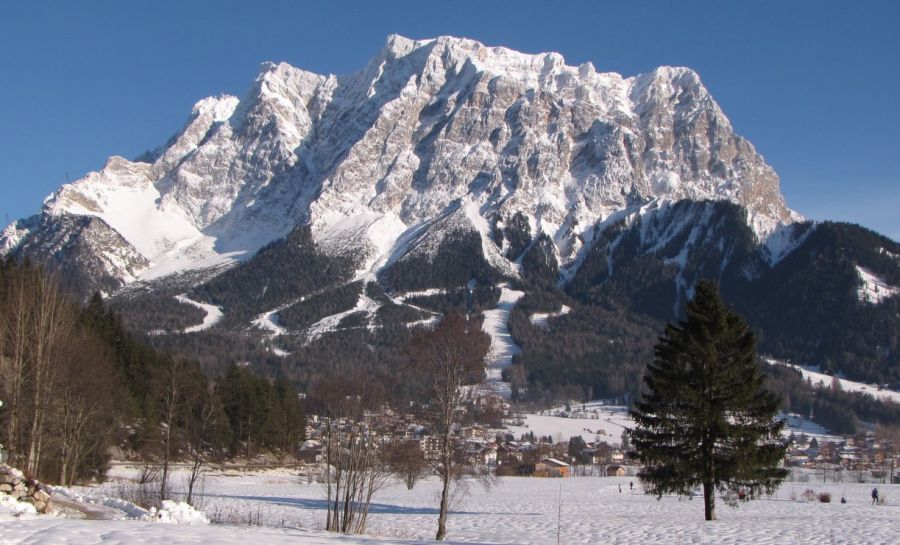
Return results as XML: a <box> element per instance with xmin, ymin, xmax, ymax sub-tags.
<box><xmin>801</xmin><ymin>488</ymin><xmax>818</xmax><ymax>502</ymax></box>
<box><xmin>819</xmin><ymin>492</ymin><xmax>831</xmax><ymax>503</ymax></box>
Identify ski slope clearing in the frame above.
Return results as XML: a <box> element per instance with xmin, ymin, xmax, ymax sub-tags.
<box><xmin>767</xmin><ymin>358</ymin><xmax>900</xmax><ymax>404</ymax></box>
<box><xmin>528</xmin><ymin>304</ymin><xmax>571</xmax><ymax>328</ymax></box>
<box><xmin>305</xmin><ymin>290</ymin><xmax>380</xmax><ymax>343</ymax></box>
<box><xmin>4</xmin><ymin>467</ymin><xmax>898</xmax><ymax>544</ymax></box>
<box><xmin>856</xmin><ymin>265</ymin><xmax>899</xmax><ymax>304</ymax></box>
<box><xmin>481</xmin><ymin>285</ymin><xmax>525</xmax><ymax>396</ymax></box>
<box><xmin>173</xmin><ymin>294</ymin><xmax>223</xmax><ymax>333</ymax></box>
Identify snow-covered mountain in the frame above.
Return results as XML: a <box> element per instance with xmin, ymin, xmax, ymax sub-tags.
<box><xmin>4</xmin><ymin>35</ymin><xmax>898</xmax><ymax>388</ymax></box>
<box><xmin>2</xmin><ymin>35</ymin><xmax>797</xmax><ymax>293</ymax></box>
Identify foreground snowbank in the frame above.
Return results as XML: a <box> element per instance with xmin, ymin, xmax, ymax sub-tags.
<box><xmin>149</xmin><ymin>500</ymin><xmax>209</xmax><ymax>525</ymax></box>
<box><xmin>0</xmin><ymin>492</ymin><xmax>37</xmax><ymax>519</ymax></box>
<box><xmin>4</xmin><ymin>467</ymin><xmax>893</xmax><ymax>545</ymax></box>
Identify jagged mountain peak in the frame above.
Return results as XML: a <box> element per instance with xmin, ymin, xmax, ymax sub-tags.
<box><xmin>3</xmin><ymin>35</ymin><xmax>798</xmax><ymax>294</ymax></box>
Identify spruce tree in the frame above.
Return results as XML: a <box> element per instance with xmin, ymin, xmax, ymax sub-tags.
<box><xmin>630</xmin><ymin>280</ymin><xmax>787</xmax><ymax>521</ymax></box>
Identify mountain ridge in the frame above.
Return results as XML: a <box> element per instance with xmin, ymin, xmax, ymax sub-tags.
<box><xmin>3</xmin><ymin>35</ymin><xmax>897</xmax><ymax>399</ymax></box>
<box><xmin>2</xmin><ymin>34</ymin><xmax>796</xmax><ymax>294</ymax></box>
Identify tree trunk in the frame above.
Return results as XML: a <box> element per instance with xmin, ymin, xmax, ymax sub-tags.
<box><xmin>436</xmin><ymin>465</ymin><xmax>451</xmax><ymax>541</ymax></box>
<box><xmin>703</xmin><ymin>480</ymin><xmax>716</xmax><ymax>521</ymax></box>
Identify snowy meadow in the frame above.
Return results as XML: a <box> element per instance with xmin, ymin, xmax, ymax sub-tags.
<box><xmin>3</xmin><ymin>466</ymin><xmax>898</xmax><ymax>545</ymax></box>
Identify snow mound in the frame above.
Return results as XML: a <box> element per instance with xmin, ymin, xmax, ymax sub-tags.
<box><xmin>148</xmin><ymin>501</ymin><xmax>209</xmax><ymax>525</ymax></box>
<box><xmin>0</xmin><ymin>493</ymin><xmax>38</xmax><ymax>519</ymax></box>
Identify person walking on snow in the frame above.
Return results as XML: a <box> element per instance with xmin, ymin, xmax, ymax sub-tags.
<box><xmin>872</xmin><ymin>487</ymin><xmax>879</xmax><ymax>505</ymax></box>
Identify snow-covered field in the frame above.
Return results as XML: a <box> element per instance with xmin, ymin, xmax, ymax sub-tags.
<box><xmin>3</xmin><ymin>467</ymin><xmax>899</xmax><ymax>544</ymax></box>
<box><xmin>505</xmin><ymin>402</ymin><xmax>633</xmax><ymax>442</ymax></box>
<box><xmin>502</xmin><ymin>402</ymin><xmax>836</xmax><ymax>444</ymax></box>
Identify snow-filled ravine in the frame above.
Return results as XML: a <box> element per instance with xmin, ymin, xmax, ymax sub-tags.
<box><xmin>481</xmin><ymin>285</ymin><xmax>524</xmax><ymax>397</ymax></box>
<box><xmin>3</xmin><ymin>467</ymin><xmax>899</xmax><ymax>544</ymax></box>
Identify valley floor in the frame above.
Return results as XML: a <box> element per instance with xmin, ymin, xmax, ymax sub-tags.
<box><xmin>3</xmin><ymin>467</ymin><xmax>898</xmax><ymax>544</ymax></box>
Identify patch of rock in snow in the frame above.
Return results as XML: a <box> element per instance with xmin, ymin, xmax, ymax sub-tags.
<box><xmin>855</xmin><ymin>265</ymin><xmax>899</xmax><ymax>304</ymax></box>
<box><xmin>481</xmin><ymin>285</ymin><xmax>525</xmax><ymax>396</ymax></box>
<box><xmin>529</xmin><ymin>305</ymin><xmax>571</xmax><ymax>328</ymax></box>
<box><xmin>174</xmin><ymin>294</ymin><xmax>223</xmax><ymax>333</ymax></box>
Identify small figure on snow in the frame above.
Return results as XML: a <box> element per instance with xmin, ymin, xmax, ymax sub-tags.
<box><xmin>629</xmin><ymin>481</ymin><xmax>633</xmax><ymax>491</ymax></box>
<box><xmin>872</xmin><ymin>487</ymin><xmax>879</xmax><ymax>505</ymax></box>
<box><xmin>840</xmin><ymin>496</ymin><xmax>847</xmax><ymax>504</ymax></box>
<box><xmin>618</xmin><ymin>484</ymin><xmax>622</xmax><ymax>493</ymax></box>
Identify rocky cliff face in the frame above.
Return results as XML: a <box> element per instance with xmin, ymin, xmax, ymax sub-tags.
<box><xmin>1</xmin><ymin>35</ymin><xmax>796</xmax><ymax>294</ymax></box>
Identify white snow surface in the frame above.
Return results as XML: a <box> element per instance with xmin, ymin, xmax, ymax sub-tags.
<box><xmin>528</xmin><ymin>305</ymin><xmax>571</xmax><ymax>328</ymax></box>
<box><xmin>767</xmin><ymin>357</ymin><xmax>900</xmax><ymax>404</ymax></box>
<box><xmin>855</xmin><ymin>265</ymin><xmax>899</xmax><ymax>304</ymax></box>
<box><xmin>174</xmin><ymin>294</ymin><xmax>223</xmax><ymax>333</ymax></box>
<box><xmin>506</xmin><ymin>401</ymin><xmax>837</xmax><ymax>443</ymax></box>
<box><xmin>5</xmin><ymin>466</ymin><xmax>898</xmax><ymax>544</ymax></box>
<box><xmin>253</xmin><ymin>307</ymin><xmax>289</xmax><ymax>336</ymax></box>
<box><xmin>481</xmin><ymin>285</ymin><xmax>524</xmax><ymax>396</ymax></box>
<box><xmin>0</xmin><ymin>493</ymin><xmax>37</xmax><ymax>519</ymax></box>
<box><xmin>505</xmin><ymin>402</ymin><xmax>633</xmax><ymax>442</ymax></box>
<box><xmin>305</xmin><ymin>288</ymin><xmax>379</xmax><ymax>343</ymax></box>
<box><xmin>149</xmin><ymin>501</ymin><xmax>209</xmax><ymax>525</ymax></box>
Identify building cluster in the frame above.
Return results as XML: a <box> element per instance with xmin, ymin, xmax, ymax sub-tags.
<box><xmin>296</xmin><ymin>392</ymin><xmax>634</xmax><ymax>478</ymax></box>
<box><xmin>784</xmin><ymin>431</ymin><xmax>898</xmax><ymax>482</ymax></box>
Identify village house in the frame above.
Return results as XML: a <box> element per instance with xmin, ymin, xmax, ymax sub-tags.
<box><xmin>534</xmin><ymin>458</ymin><xmax>570</xmax><ymax>478</ymax></box>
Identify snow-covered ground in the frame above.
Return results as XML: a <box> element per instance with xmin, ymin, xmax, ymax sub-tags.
<box><xmin>528</xmin><ymin>304</ymin><xmax>571</xmax><ymax>328</ymax></box>
<box><xmin>174</xmin><ymin>294</ymin><xmax>223</xmax><ymax>333</ymax></box>
<box><xmin>502</xmin><ymin>401</ymin><xmax>834</xmax><ymax>443</ymax></box>
<box><xmin>767</xmin><ymin>358</ymin><xmax>900</xmax><ymax>405</ymax></box>
<box><xmin>3</xmin><ymin>467</ymin><xmax>899</xmax><ymax>544</ymax></box>
<box><xmin>780</xmin><ymin>412</ymin><xmax>841</xmax><ymax>442</ymax></box>
<box><xmin>481</xmin><ymin>286</ymin><xmax>525</xmax><ymax>396</ymax></box>
<box><xmin>856</xmin><ymin>265</ymin><xmax>899</xmax><ymax>304</ymax></box>
<box><xmin>505</xmin><ymin>402</ymin><xmax>633</xmax><ymax>442</ymax></box>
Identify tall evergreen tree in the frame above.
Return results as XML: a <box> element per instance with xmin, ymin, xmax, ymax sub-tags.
<box><xmin>629</xmin><ymin>280</ymin><xmax>787</xmax><ymax>521</ymax></box>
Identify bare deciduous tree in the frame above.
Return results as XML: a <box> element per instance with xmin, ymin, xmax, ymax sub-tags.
<box><xmin>321</xmin><ymin>391</ymin><xmax>391</xmax><ymax>534</ymax></box>
<box><xmin>409</xmin><ymin>311</ymin><xmax>491</xmax><ymax>541</ymax></box>
<box><xmin>55</xmin><ymin>331</ymin><xmax>116</xmax><ymax>485</ymax></box>
<box><xmin>154</xmin><ymin>357</ymin><xmax>188</xmax><ymax>503</ymax></box>
<box><xmin>185</xmin><ymin>384</ymin><xmax>226</xmax><ymax>506</ymax></box>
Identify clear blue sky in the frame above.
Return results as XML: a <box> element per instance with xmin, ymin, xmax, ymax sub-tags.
<box><xmin>2</xmin><ymin>1</ymin><xmax>898</xmax><ymax>240</ymax></box>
